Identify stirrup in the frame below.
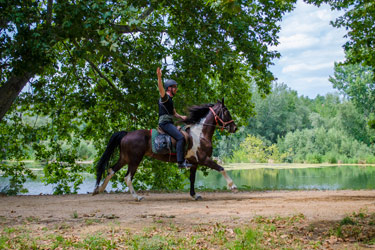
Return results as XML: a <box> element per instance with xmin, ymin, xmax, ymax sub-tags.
<box><xmin>178</xmin><ymin>160</ymin><xmax>192</xmax><ymax>169</ymax></box>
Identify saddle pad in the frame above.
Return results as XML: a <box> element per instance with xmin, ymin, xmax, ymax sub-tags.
<box><xmin>151</xmin><ymin>129</ymin><xmax>176</xmax><ymax>154</ymax></box>
<box><xmin>150</xmin><ymin>128</ymin><xmax>189</xmax><ymax>154</ymax></box>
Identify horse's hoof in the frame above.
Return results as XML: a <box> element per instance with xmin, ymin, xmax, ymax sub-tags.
<box><xmin>135</xmin><ymin>196</ymin><xmax>144</xmax><ymax>202</ymax></box>
<box><xmin>230</xmin><ymin>186</ymin><xmax>239</xmax><ymax>193</ymax></box>
<box><xmin>191</xmin><ymin>194</ymin><xmax>202</xmax><ymax>201</ymax></box>
<box><xmin>228</xmin><ymin>184</ymin><xmax>238</xmax><ymax>193</ymax></box>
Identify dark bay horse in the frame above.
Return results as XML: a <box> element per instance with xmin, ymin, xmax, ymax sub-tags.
<box><xmin>93</xmin><ymin>98</ymin><xmax>238</xmax><ymax>201</ymax></box>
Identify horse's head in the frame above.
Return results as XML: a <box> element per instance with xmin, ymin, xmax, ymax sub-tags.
<box><xmin>210</xmin><ymin>98</ymin><xmax>237</xmax><ymax>133</ymax></box>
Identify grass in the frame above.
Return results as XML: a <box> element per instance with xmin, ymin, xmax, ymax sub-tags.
<box><xmin>1</xmin><ymin>211</ymin><xmax>375</xmax><ymax>249</ymax></box>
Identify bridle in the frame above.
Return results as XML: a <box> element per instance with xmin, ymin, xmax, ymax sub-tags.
<box><xmin>209</xmin><ymin>106</ymin><xmax>234</xmax><ymax>131</ymax></box>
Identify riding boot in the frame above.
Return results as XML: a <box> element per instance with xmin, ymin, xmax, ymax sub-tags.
<box><xmin>178</xmin><ymin>159</ymin><xmax>193</xmax><ymax>169</ymax></box>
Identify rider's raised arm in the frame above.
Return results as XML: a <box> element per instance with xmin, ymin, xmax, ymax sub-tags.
<box><xmin>157</xmin><ymin>67</ymin><xmax>165</xmax><ymax>98</ymax></box>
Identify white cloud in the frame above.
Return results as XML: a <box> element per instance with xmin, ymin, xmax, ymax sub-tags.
<box><xmin>277</xmin><ymin>34</ymin><xmax>319</xmax><ymax>51</ymax></box>
<box><xmin>270</xmin><ymin>0</ymin><xmax>347</xmax><ymax>98</ymax></box>
<box><xmin>282</xmin><ymin>62</ymin><xmax>333</xmax><ymax>73</ymax></box>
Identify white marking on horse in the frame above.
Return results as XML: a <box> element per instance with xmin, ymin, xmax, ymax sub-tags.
<box><xmin>186</xmin><ymin>118</ymin><xmax>206</xmax><ymax>161</ymax></box>
<box><xmin>221</xmin><ymin>170</ymin><xmax>237</xmax><ymax>190</ymax></box>
<box><xmin>125</xmin><ymin>174</ymin><xmax>143</xmax><ymax>201</ymax></box>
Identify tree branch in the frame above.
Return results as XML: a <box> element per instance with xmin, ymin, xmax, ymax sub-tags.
<box><xmin>139</xmin><ymin>6</ymin><xmax>154</xmax><ymax>20</ymax></box>
<box><xmin>113</xmin><ymin>6</ymin><xmax>154</xmax><ymax>34</ymax></box>
<box><xmin>47</xmin><ymin>0</ymin><xmax>53</xmax><ymax>26</ymax></box>
<box><xmin>0</xmin><ymin>18</ymin><xmax>7</xmax><ymax>29</ymax></box>
<box><xmin>0</xmin><ymin>72</ymin><xmax>33</xmax><ymax>121</ymax></box>
<box><xmin>0</xmin><ymin>63</ymin><xmax>10</xmax><ymax>69</ymax></box>
<box><xmin>85</xmin><ymin>58</ymin><xmax>118</xmax><ymax>91</ymax></box>
<box><xmin>113</xmin><ymin>25</ymin><xmax>142</xmax><ymax>33</ymax></box>
<box><xmin>72</xmin><ymin>40</ymin><xmax>119</xmax><ymax>92</ymax></box>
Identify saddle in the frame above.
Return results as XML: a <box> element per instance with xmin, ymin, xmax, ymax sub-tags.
<box><xmin>151</xmin><ymin>126</ymin><xmax>190</xmax><ymax>154</ymax></box>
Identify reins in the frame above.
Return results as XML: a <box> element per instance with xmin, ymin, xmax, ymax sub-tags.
<box><xmin>208</xmin><ymin>107</ymin><xmax>234</xmax><ymax>131</ymax></box>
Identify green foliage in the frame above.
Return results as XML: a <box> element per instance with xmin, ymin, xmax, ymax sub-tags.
<box><xmin>109</xmin><ymin>158</ymin><xmax>188</xmax><ymax>191</ymax></box>
<box><xmin>0</xmin><ymin>162</ymin><xmax>36</xmax><ymax>195</ymax></box>
<box><xmin>307</xmin><ymin>0</ymin><xmax>375</xmax><ymax>131</ymax></box>
<box><xmin>278</xmin><ymin>127</ymin><xmax>375</xmax><ymax>164</ymax></box>
<box><xmin>329</xmin><ymin>63</ymin><xmax>375</xmax><ymax>118</ymax></box>
<box><xmin>227</xmin><ymin>135</ymin><xmax>290</xmax><ymax>163</ymax></box>
<box><xmin>3</xmin><ymin>0</ymin><xmax>375</xmax><ymax>194</ymax></box>
<box><xmin>1</xmin><ymin>0</ymin><xmax>296</xmax><ymax>194</ymax></box>
<box><xmin>246</xmin><ymin>83</ymin><xmax>311</xmax><ymax>143</ymax></box>
<box><xmin>214</xmin><ymin>83</ymin><xmax>311</xmax><ymax>160</ymax></box>
<box><xmin>0</xmin><ymin>112</ymin><xmax>37</xmax><ymax>195</ymax></box>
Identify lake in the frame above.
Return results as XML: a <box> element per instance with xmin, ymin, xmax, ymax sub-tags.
<box><xmin>1</xmin><ymin>165</ymin><xmax>375</xmax><ymax>195</ymax></box>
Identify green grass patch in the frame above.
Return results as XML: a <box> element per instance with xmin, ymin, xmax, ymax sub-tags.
<box><xmin>1</xmin><ymin>211</ymin><xmax>375</xmax><ymax>249</ymax></box>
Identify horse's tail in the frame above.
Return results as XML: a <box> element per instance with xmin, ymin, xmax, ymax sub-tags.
<box><xmin>95</xmin><ymin>131</ymin><xmax>128</xmax><ymax>186</ymax></box>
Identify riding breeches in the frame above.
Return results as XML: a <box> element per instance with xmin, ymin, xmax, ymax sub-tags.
<box><xmin>159</xmin><ymin>122</ymin><xmax>185</xmax><ymax>163</ymax></box>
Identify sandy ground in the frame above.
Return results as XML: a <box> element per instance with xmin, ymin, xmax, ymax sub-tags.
<box><xmin>1</xmin><ymin>190</ymin><xmax>375</xmax><ymax>232</ymax></box>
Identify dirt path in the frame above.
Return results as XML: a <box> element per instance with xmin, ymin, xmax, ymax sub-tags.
<box><xmin>1</xmin><ymin>190</ymin><xmax>375</xmax><ymax>231</ymax></box>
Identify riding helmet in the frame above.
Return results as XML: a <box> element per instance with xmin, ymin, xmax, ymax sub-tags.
<box><xmin>164</xmin><ymin>79</ymin><xmax>178</xmax><ymax>89</ymax></box>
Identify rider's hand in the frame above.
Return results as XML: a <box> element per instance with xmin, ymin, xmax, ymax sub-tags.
<box><xmin>157</xmin><ymin>67</ymin><xmax>162</xmax><ymax>78</ymax></box>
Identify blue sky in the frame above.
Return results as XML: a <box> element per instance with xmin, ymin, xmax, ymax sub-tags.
<box><xmin>270</xmin><ymin>0</ymin><xmax>348</xmax><ymax>98</ymax></box>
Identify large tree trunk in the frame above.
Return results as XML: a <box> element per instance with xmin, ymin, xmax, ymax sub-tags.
<box><xmin>0</xmin><ymin>73</ymin><xmax>33</xmax><ymax>121</ymax></box>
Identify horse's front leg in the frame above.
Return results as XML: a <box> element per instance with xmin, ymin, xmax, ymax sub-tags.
<box><xmin>190</xmin><ymin>165</ymin><xmax>202</xmax><ymax>200</ymax></box>
<box><xmin>203</xmin><ymin>158</ymin><xmax>238</xmax><ymax>192</ymax></box>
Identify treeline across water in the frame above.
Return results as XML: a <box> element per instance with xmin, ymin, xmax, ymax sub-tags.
<box><xmin>214</xmin><ymin>83</ymin><xmax>375</xmax><ymax>164</ymax></box>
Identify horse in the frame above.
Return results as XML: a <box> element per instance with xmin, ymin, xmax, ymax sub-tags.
<box><xmin>93</xmin><ymin>98</ymin><xmax>238</xmax><ymax>201</ymax></box>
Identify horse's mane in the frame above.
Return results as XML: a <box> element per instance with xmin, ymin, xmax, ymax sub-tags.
<box><xmin>182</xmin><ymin>103</ymin><xmax>214</xmax><ymax>125</ymax></box>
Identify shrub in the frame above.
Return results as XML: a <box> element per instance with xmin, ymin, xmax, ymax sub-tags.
<box><xmin>229</xmin><ymin>135</ymin><xmax>289</xmax><ymax>163</ymax></box>
<box><xmin>323</xmin><ymin>152</ymin><xmax>338</xmax><ymax>164</ymax></box>
<box><xmin>278</xmin><ymin>127</ymin><xmax>375</xmax><ymax>164</ymax></box>
<box><xmin>306</xmin><ymin>153</ymin><xmax>322</xmax><ymax>164</ymax></box>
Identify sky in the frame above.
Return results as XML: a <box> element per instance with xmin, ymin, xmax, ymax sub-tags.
<box><xmin>270</xmin><ymin>0</ymin><xmax>348</xmax><ymax>98</ymax></box>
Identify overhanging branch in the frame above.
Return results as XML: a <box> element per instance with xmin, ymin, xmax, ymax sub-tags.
<box><xmin>85</xmin><ymin>58</ymin><xmax>118</xmax><ymax>91</ymax></box>
<box><xmin>113</xmin><ymin>25</ymin><xmax>142</xmax><ymax>33</ymax></box>
<box><xmin>47</xmin><ymin>0</ymin><xmax>53</xmax><ymax>26</ymax></box>
<box><xmin>139</xmin><ymin>6</ymin><xmax>154</xmax><ymax>20</ymax></box>
<box><xmin>114</xmin><ymin>6</ymin><xmax>154</xmax><ymax>34</ymax></box>
<box><xmin>72</xmin><ymin>40</ymin><xmax>119</xmax><ymax>92</ymax></box>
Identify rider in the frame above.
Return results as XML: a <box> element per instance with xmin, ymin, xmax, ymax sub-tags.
<box><xmin>156</xmin><ymin>67</ymin><xmax>193</xmax><ymax>169</ymax></box>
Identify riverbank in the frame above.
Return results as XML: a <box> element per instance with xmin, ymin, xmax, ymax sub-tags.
<box><xmin>1</xmin><ymin>190</ymin><xmax>375</xmax><ymax>249</ymax></box>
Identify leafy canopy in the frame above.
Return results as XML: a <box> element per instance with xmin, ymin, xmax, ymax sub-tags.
<box><xmin>0</xmin><ymin>0</ymin><xmax>296</xmax><ymax>194</ymax></box>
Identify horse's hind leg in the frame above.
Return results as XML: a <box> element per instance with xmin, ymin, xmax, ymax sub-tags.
<box><xmin>93</xmin><ymin>160</ymin><xmax>125</xmax><ymax>195</ymax></box>
<box><xmin>125</xmin><ymin>164</ymin><xmax>143</xmax><ymax>201</ymax></box>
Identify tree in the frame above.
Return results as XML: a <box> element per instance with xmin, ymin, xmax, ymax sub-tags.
<box><xmin>0</xmin><ymin>0</ymin><xmax>296</xmax><ymax>121</ymax></box>
<box><xmin>307</xmin><ymin>0</ymin><xmax>375</xmax><ymax>130</ymax></box>
<box><xmin>246</xmin><ymin>83</ymin><xmax>310</xmax><ymax>143</ymax></box>
<box><xmin>329</xmin><ymin>62</ymin><xmax>375</xmax><ymax>132</ymax></box>
<box><xmin>329</xmin><ymin>63</ymin><xmax>375</xmax><ymax>117</ymax></box>
<box><xmin>0</xmin><ymin>0</ymin><xmax>296</xmax><ymax>194</ymax></box>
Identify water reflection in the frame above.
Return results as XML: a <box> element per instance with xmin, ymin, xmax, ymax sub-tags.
<box><xmin>1</xmin><ymin>165</ymin><xmax>375</xmax><ymax>195</ymax></box>
<box><xmin>195</xmin><ymin>165</ymin><xmax>375</xmax><ymax>190</ymax></box>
